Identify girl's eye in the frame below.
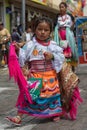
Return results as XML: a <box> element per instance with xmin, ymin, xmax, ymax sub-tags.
<box><xmin>45</xmin><ymin>29</ymin><xmax>49</xmax><ymax>31</ymax></box>
<box><xmin>38</xmin><ymin>28</ymin><xmax>50</xmax><ymax>32</ymax></box>
<box><xmin>38</xmin><ymin>28</ymin><xmax>42</xmax><ymax>31</ymax></box>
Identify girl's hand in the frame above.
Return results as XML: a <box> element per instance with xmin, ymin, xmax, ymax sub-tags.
<box><xmin>13</xmin><ymin>42</ymin><xmax>20</xmax><ymax>51</ymax></box>
<box><xmin>21</xmin><ymin>67</ymin><xmax>29</xmax><ymax>76</ymax></box>
<box><xmin>18</xmin><ymin>42</ymin><xmax>25</xmax><ymax>48</ymax></box>
<box><xmin>44</xmin><ymin>52</ymin><xmax>54</xmax><ymax>61</ymax></box>
<box><xmin>22</xmin><ymin>67</ymin><xmax>28</xmax><ymax>80</ymax></box>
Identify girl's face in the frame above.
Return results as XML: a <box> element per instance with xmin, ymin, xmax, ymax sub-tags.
<box><xmin>59</xmin><ymin>4</ymin><xmax>67</xmax><ymax>14</ymax></box>
<box><xmin>35</xmin><ymin>22</ymin><xmax>51</xmax><ymax>41</ymax></box>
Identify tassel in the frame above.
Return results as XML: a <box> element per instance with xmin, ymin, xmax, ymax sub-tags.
<box><xmin>8</xmin><ymin>43</ymin><xmax>33</xmax><ymax>105</ymax></box>
<box><xmin>69</xmin><ymin>87</ymin><xmax>83</xmax><ymax>120</ymax></box>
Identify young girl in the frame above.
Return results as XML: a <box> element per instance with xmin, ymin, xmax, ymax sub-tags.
<box><xmin>54</xmin><ymin>2</ymin><xmax>78</xmax><ymax>71</ymax></box>
<box><xmin>6</xmin><ymin>17</ymin><xmax>82</xmax><ymax>125</ymax></box>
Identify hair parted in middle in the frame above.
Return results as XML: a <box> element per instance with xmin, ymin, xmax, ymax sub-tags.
<box><xmin>59</xmin><ymin>2</ymin><xmax>67</xmax><ymax>8</ymax></box>
<box><xmin>33</xmin><ymin>16</ymin><xmax>53</xmax><ymax>33</ymax></box>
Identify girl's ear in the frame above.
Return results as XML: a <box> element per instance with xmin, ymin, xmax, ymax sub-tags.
<box><xmin>50</xmin><ymin>33</ymin><xmax>53</xmax><ymax>39</ymax></box>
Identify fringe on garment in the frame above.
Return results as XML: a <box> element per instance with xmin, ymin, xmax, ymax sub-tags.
<box><xmin>63</xmin><ymin>87</ymin><xmax>83</xmax><ymax>120</ymax></box>
<box><xmin>59</xmin><ymin>61</ymin><xmax>83</xmax><ymax>120</ymax></box>
<box><xmin>8</xmin><ymin>43</ymin><xmax>33</xmax><ymax>106</ymax></box>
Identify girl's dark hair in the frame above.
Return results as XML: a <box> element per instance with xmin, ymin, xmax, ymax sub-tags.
<box><xmin>59</xmin><ymin>2</ymin><xmax>67</xmax><ymax>8</ymax></box>
<box><xmin>33</xmin><ymin>17</ymin><xmax>53</xmax><ymax>32</ymax></box>
<box><xmin>67</xmin><ymin>12</ymin><xmax>75</xmax><ymax>22</ymax></box>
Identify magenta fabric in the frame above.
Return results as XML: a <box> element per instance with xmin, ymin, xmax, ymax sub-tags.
<box><xmin>8</xmin><ymin>43</ymin><xmax>33</xmax><ymax>107</ymax></box>
<box><xmin>59</xmin><ymin>29</ymin><xmax>66</xmax><ymax>40</ymax></box>
<box><xmin>63</xmin><ymin>87</ymin><xmax>83</xmax><ymax>120</ymax></box>
<box><xmin>69</xmin><ymin>87</ymin><xmax>83</xmax><ymax>120</ymax></box>
<box><xmin>59</xmin><ymin>29</ymin><xmax>72</xmax><ymax>58</ymax></box>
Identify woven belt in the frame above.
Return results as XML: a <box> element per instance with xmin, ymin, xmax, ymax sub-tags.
<box><xmin>29</xmin><ymin>60</ymin><xmax>54</xmax><ymax>72</ymax></box>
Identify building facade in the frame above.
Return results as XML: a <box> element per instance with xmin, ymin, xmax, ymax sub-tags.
<box><xmin>0</xmin><ymin>0</ymin><xmax>86</xmax><ymax>33</ymax></box>
<box><xmin>0</xmin><ymin>0</ymin><xmax>61</xmax><ymax>33</ymax></box>
<box><xmin>0</xmin><ymin>0</ymin><xmax>10</xmax><ymax>31</ymax></box>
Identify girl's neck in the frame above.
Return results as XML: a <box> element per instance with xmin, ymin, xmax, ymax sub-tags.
<box><xmin>36</xmin><ymin>37</ymin><xmax>50</xmax><ymax>46</ymax></box>
<box><xmin>60</xmin><ymin>12</ymin><xmax>66</xmax><ymax>16</ymax></box>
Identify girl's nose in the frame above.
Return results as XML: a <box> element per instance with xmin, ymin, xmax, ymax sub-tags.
<box><xmin>41</xmin><ymin>30</ymin><xmax>45</xmax><ymax>33</ymax></box>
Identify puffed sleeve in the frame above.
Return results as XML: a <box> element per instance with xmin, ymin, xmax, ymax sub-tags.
<box><xmin>49</xmin><ymin>41</ymin><xmax>65</xmax><ymax>73</ymax></box>
<box><xmin>18</xmin><ymin>41</ymin><xmax>34</xmax><ymax>67</ymax></box>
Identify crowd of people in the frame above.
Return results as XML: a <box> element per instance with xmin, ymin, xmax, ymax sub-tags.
<box><xmin>0</xmin><ymin>23</ymin><xmax>33</xmax><ymax>67</ymax></box>
<box><xmin>0</xmin><ymin>21</ymin><xmax>11</xmax><ymax>67</ymax></box>
<box><xmin>0</xmin><ymin>1</ymin><xmax>83</xmax><ymax>126</ymax></box>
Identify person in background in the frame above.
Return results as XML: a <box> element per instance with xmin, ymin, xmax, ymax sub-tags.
<box><xmin>11</xmin><ymin>27</ymin><xmax>21</xmax><ymax>43</ymax></box>
<box><xmin>0</xmin><ymin>21</ymin><xmax>11</xmax><ymax>67</ymax></box>
<box><xmin>6</xmin><ymin>17</ymin><xmax>82</xmax><ymax>125</ymax></box>
<box><xmin>22</xmin><ymin>26</ymin><xmax>33</xmax><ymax>43</ymax></box>
<box><xmin>54</xmin><ymin>2</ymin><xmax>78</xmax><ymax>71</ymax></box>
<box><xmin>17</xmin><ymin>24</ymin><xmax>23</xmax><ymax>36</ymax></box>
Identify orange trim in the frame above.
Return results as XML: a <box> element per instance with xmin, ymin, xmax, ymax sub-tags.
<box><xmin>32</xmin><ymin>70</ymin><xmax>60</xmax><ymax>97</ymax></box>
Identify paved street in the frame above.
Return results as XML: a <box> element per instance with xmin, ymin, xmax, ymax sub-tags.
<box><xmin>0</xmin><ymin>65</ymin><xmax>87</xmax><ymax>130</ymax></box>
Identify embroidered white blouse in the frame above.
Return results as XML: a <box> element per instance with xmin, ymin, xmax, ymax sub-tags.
<box><xmin>19</xmin><ymin>37</ymin><xmax>65</xmax><ymax>73</ymax></box>
<box><xmin>57</xmin><ymin>14</ymin><xmax>73</xmax><ymax>28</ymax></box>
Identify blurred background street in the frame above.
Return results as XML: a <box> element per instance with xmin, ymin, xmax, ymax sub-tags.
<box><xmin>0</xmin><ymin>65</ymin><xmax>87</xmax><ymax>130</ymax></box>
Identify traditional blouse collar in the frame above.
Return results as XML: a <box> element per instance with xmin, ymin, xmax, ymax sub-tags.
<box><xmin>33</xmin><ymin>37</ymin><xmax>51</xmax><ymax>46</ymax></box>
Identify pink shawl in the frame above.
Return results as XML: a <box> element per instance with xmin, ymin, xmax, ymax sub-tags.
<box><xmin>8</xmin><ymin>43</ymin><xmax>33</xmax><ymax>107</ymax></box>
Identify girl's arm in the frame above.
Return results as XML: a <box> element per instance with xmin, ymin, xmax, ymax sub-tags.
<box><xmin>49</xmin><ymin>43</ymin><xmax>65</xmax><ymax>73</ymax></box>
<box><xmin>21</xmin><ymin>64</ymin><xmax>29</xmax><ymax>80</ymax></box>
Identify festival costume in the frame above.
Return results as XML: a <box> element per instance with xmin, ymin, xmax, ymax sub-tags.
<box><xmin>17</xmin><ymin>37</ymin><xmax>64</xmax><ymax>117</ymax></box>
<box><xmin>54</xmin><ymin>14</ymin><xmax>78</xmax><ymax>67</ymax></box>
<box><xmin>8</xmin><ymin>37</ymin><xmax>82</xmax><ymax>123</ymax></box>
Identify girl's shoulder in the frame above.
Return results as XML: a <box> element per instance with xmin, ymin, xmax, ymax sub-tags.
<box><xmin>27</xmin><ymin>40</ymin><xmax>34</xmax><ymax>46</ymax></box>
<box><xmin>50</xmin><ymin>40</ymin><xmax>57</xmax><ymax>45</ymax></box>
<box><xmin>67</xmin><ymin>13</ymin><xmax>75</xmax><ymax>22</ymax></box>
<box><xmin>50</xmin><ymin>40</ymin><xmax>63</xmax><ymax>51</ymax></box>
<box><xmin>23</xmin><ymin>40</ymin><xmax>34</xmax><ymax>50</ymax></box>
